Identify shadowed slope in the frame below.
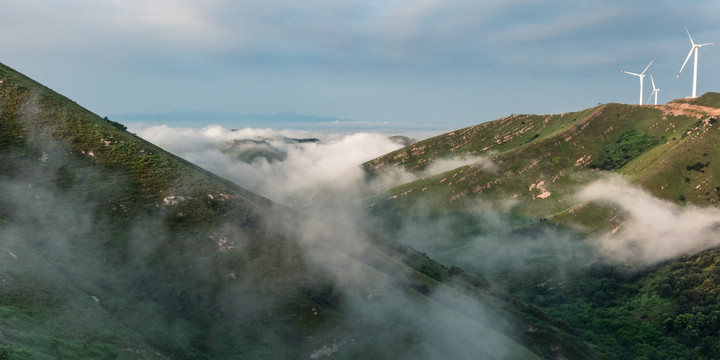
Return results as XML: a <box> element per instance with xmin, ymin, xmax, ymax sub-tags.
<box><xmin>0</xmin><ymin>62</ymin><xmax>577</xmax><ymax>359</ymax></box>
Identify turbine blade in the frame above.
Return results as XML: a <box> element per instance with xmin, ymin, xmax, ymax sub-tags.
<box><xmin>650</xmin><ymin>73</ymin><xmax>656</xmax><ymax>89</ymax></box>
<box><xmin>621</xmin><ymin>70</ymin><xmax>642</xmax><ymax>77</ymax></box>
<box><xmin>641</xmin><ymin>58</ymin><xmax>655</xmax><ymax>75</ymax></box>
<box><xmin>697</xmin><ymin>41</ymin><xmax>719</xmax><ymax>47</ymax></box>
<box><xmin>676</xmin><ymin>48</ymin><xmax>694</xmax><ymax>79</ymax></box>
<box><xmin>684</xmin><ymin>24</ymin><xmax>696</xmax><ymax>46</ymax></box>
<box><xmin>648</xmin><ymin>89</ymin><xmax>659</xmax><ymax>105</ymax></box>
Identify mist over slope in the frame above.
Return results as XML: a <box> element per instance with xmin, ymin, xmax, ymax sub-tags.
<box><xmin>0</xmin><ymin>63</ymin><xmax>580</xmax><ymax>359</ymax></box>
<box><xmin>359</xmin><ymin>94</ymin><xmax>720</xmax><ymax>359</ymax></box>
<box><xmin>5</xmin><ymin>57</ymin><xmax>720</xmax><ymax>359</ymax></box>
<box><xmin>131</xmin><ymin>125</ymin><xmax>408</xmax><ymax>205</ymax></box>
<box><xmin>129</xmin><ymin>89</ymin><xmax>720</xmax><ymax>358</ymax></box>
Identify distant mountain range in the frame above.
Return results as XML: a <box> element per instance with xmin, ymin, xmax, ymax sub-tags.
<box><xmin>111</xmin><ymin>110</ymin><xmax>453</xmax><ymax>134</ymax></box>
<box><xmin>3</xmin><ymin>59</ymin><xmax>720</xmax><ymax>359</ymax></box>
<box><xmin>113</xmin><ymin>110</ymin><xmax>350</xmax><ymax>125</ymax></box>
<box><xmin>109</xmin><ymin>110</ymin><xmax>352</xmax><ymax>130</ymax></box>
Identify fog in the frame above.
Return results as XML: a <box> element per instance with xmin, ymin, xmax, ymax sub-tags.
<box><xmin>127</xmin><ymin>124</ymin><xmax>542</xmax><ymax>358</ymax></box>
<box><xmin>579</xmin><ymin>176</ymin><xmax>720</xmax><ymax>266</ymax></box>
<box><xmin>132</xmin><ymin>123</ymin><xmax>594</xmax><ymax>284</ymax></box>
<box><xmin>133</xmin><ymin>125</ymin><xmax>401</xmax><ymax>203</ymax></box>
<box><xmin>0</xmin><ymin>104</ymin><xmax>546</xmax><ymax>359</ymax></box>
<box><xmin>132</xmin><ymin>123</ymin><xmax>720</xmax><ymax>282</ymax></box>
<box><xmin>133</xmin><ymin>124</ymin><xmax>491</xmax><ymax>207</ymax></box>
<box><xmin>7</xmin><ymin>113</ymin><xmax>720</xmax><ymax>358</ymax></box>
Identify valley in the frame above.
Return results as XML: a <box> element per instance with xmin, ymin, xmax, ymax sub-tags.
<box><xmin>2</xmin><ymin>61</ymin><xmax>720</xmax><ymax>359</ymax></box>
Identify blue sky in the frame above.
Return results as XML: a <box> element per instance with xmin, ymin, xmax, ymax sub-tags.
<box><xmin>2</xmin><ymin>0</ymin><xmax>719</xmax><ymax>134</ymax></box>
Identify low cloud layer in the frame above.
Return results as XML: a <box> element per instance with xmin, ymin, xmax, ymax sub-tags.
<box><xmin>134</xmin><ymin>125</ymin><xmax>399</xmax><ymax>202</ymax></box>
<box><xmin>133</xmin><ymin>124</ymin><xmax>489</xmax><ymax>207</ymax></box>
<box><xmin>130</xmin><ymin>124</ymin><xmax>531</xmax><ymax>357</ymax></box>
<box><xmin>579</xmin><ymin>177</ymin><xmax>720</xmax><ymax>266</ymax></box>
<box><xmin>136</xmin><ymin>123</ymin><xmax>720</xmax><ymax>271</ymax></box>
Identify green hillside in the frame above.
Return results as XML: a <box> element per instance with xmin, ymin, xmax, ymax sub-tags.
<box><xmin>365</xmin><ymin>96</ymin><xmax>720</xmax><ymax>217</ymax></box>
<box><xmin>0</xmin><ymin>63</ymin><xmax>598</xmax><ymax>359</ymax></box>
<box><xmin>362</xmin><ymin>95</ymin><xmax>720</xmax><ymax>359</ymax></box>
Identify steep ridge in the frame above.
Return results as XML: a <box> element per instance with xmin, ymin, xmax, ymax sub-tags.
<box><xmin>0</xmin><ymin>63</ymin><xmax>593</xmax><ymax>359</ymax></box>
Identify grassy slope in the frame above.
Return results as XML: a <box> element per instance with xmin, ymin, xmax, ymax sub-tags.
<box><xmin>0</xmin><ymin>61</ymin><xmax>315</xmax><ymax>358</ymax></box>
<box><xmin>362</xmin><ymin>94</ymin><xmax>720</xmax><ymax>359</ymax></box>
<box><xmin>365</xmin><ymin>96</ymin><xmax>720</xmax><ymax>220</ymax></box>
<box><xmin>0</xmin><ymin>63</ymin><xmax>571</xmax><ymax>359</ymax></box>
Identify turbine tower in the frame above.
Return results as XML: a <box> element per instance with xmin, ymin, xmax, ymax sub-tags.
<box><xmin>676</xmin><ymin>25</ymin><xmax>719</xmax><ymax>98</ymax></box>
<box><xmin>647</xmin><ymin>73</ymin><xmax>660</xmax><ymax>105</ymax></box>
<box><xmin>621</xmin><ymin>58</ymin><xmax>654</xmax><ymax>105</ymax></box>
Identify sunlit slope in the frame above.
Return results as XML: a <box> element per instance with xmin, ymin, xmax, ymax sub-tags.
<box><xmin>0</xmin><ymin>63</ymin><xmax>569</xmax><ymax>359</ymax></box>
<box><xmin>624</xmin><ymin>97</ymin><xmax>720</xmax><ymax>203</ymax></box>
<box><xmin>365</xmin><ymin>94</ymin><xmax>720</xmax><ymax>219</ymax></box>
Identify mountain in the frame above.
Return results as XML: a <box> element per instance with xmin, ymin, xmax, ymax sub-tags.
<box><xmin>5</xmin><ymin>58</ymin><xmax>720</xmax><ymax>359</ymax></box>
<box><xmin>0</xmin><ymin>64</ymin><xmax>594</xmax><ymax>359</ymax></box>
<box><xmin>362</xmin><ymin>94</ymin><xmax>720</xmax><ymax>359</ymax></box>
<box><xmin>365</xmin><ymin>95</ymin><xmax>720</xmax><ymax>221</ymax></box>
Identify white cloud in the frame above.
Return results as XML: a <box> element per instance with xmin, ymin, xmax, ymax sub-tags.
<box><xmin>132</xmin><ymin>124</ymin><xmax>496</xmax><ymax>210</ymax></box>
<box><xmin>578</xmin><ymin>177</ymin><xmax>720</xmax><ymax>266</ymax></box>
<box><xmin>134</xmin><ymin>125</ymin><xmax>404</xmax><ymax>203</ymax></box>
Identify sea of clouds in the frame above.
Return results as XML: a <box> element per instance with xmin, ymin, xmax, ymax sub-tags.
<box><xmin>133</xmin><ymin>123</ymin><xmax>720</xmax><ymax>269</ymax></box>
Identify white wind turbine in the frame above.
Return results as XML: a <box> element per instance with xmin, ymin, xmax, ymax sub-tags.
<box><xmin>621</xmin><ymin>58</ymin><xmax>655</xmax><ymax>105</ymax></box>
<box><xmin>676</xmin><ymin>25</ymin><xmax>719</xmax><ymax>98</ymax></box>
<box><xmin>647</xmin><ymin>73</ymin><xmax>660</xmax><ymax>105</ymax></box>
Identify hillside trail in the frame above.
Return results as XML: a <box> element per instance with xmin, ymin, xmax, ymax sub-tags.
<box><xmin>657</xmin><ymin>101</ymin><xmax>720</xmax><ymax>118</ymax></box>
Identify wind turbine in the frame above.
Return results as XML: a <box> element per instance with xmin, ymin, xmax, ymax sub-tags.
<box><xmin>621</xmin><ymin>58</ymin><xmax>654</xmax><ymax>105</ymax></box>
<box><xmin>676</xmin><ymin>25</ymin><xmax>719</xmax><ymax>98</ymax></box>
<box><xmin>647</xmin><ymin>73</ymin><xmax>660</xmax><ymax>105</ymax></box>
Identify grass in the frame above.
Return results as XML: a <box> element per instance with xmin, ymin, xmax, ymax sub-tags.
<box><xmin>364</xmin><ymin>100</ymin><xmax>717</xmax><ymax>220</ymax></box>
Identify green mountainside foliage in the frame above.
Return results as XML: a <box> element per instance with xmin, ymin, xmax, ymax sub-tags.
<box><xmin>364</xmin><ymin>98</ymin><xmax>720</xmax><ymax>216</ymax></box>
<box><xmin>0</xmin><ymin>63</ymin><xmax>594</xmax><ymax>359</ymax></box>
<box><xmin>589</xmin><ymin>129</ymin><xmax>658</xmax><ymax>170</ymax></box>
<box><xmin>362</xmin><ymin>94</ymin><xmax>720</xmax><ymax>359</ymax></box>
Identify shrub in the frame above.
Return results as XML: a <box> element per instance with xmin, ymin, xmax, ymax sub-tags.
<box><xmin>589</xmin><ymin>130</ymin><xmax>658</xmax><ymax>170</ymax></box>
<box><xmin>104</xmin><ymin>116</ymin><xmax>127</xmax><ymax>131</ymax></box>
<box><xmin>686</xmin><ymin>162</ymin><xmax>709</xmax><ymax>172</ymax></box>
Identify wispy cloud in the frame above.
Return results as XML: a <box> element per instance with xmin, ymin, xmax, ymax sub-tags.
<box><xmin>578</xmin><ymin>177</ymin><xmax>720</xmax><ymax>266</ymax></box>
<box><xmin>134</xmin><ymin>125</ymin><xmax>405</xmax><ymax>203</ymax></box>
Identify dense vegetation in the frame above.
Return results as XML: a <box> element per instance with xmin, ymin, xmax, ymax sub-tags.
<box><xmin>589</xmin><ymin>129</ymin><xmax>659</xmax><ymax>170</ymax></box>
